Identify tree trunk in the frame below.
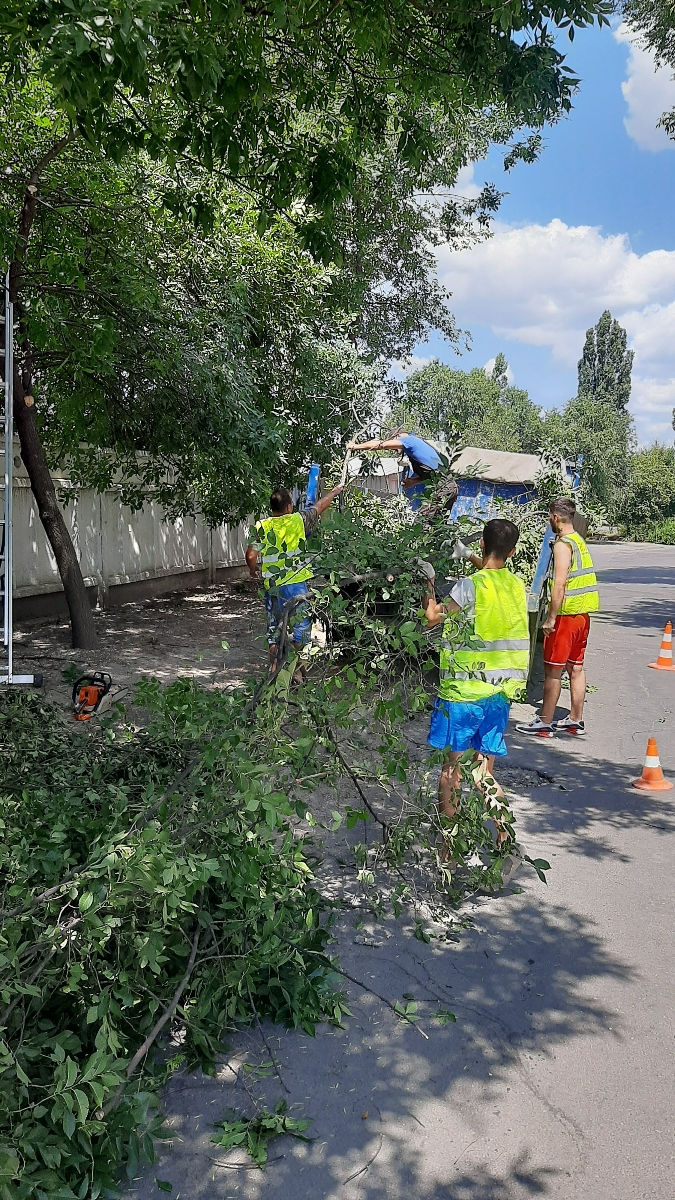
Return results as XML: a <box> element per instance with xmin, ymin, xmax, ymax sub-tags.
<box><xmin>8</xmin><ymin>130</ymin><xmax>98</xmax><ymax>648</ymax></box>
<box><xmin>12</xmin><ymin>372</ymin><xmax>98</xmax><ymax>649</ymax></box>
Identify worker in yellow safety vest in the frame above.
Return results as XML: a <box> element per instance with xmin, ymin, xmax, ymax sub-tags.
<box><xmin>424</xmin><ymin>517</ymin><xmax>529</xmax><ymax>862</ymax></box>
<box><xmin>517</xmin><ymin>495</ymin><xmax>599</xmax><ymax>738</ymax></box>
<box><xmin>245</xmin><ymin>483</ymin><xmax>343</xmax><ymax>674</ymax></box>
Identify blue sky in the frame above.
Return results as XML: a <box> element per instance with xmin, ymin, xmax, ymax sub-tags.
<box><xmin>405</xmin><ymin>19</ymin><xmax>675</xmax><ymax>446</ymax></box>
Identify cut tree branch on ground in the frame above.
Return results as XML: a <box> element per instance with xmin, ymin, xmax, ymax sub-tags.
<box><xmin>246</xmin><ymin>983</ymin><xmax>290</xmax><ymax>1095</ymax></box>
<box><xmin>318</xmin><ymin>719</ymin><xmax>390</xmax><ymax>840</ymax></box>
<box><xmin>102</xmin><ymin>917</ymin><xmax>202</xmax><ymax>1117</ymax></box>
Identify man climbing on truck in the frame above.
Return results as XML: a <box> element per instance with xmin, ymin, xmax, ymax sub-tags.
<box><xmin>423</xmin><ymin>518</ymin><xmax>529</xmax><ymax>865</ymax></box>
<box><xmin>347</xmin><ymin>427</ymin><xmax>458</xmax><ymax>510</ymax></box>
<box><xmin>517</xmin><ymin>495</ymin><xmax>599</xmax><ymax>737</ymax></box>
<box><xmin>246</xmin><ymin>482</ymin><xmax>343</xmax><ymax>677</ymax></box>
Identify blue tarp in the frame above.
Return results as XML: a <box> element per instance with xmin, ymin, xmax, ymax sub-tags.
<box><xmin>453</xmin><ymin>476</ymin><xmax>537</xmax><ymax>518</ymax></box>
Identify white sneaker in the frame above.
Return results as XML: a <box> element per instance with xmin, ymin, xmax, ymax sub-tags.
<box><xmin>553</xmin><ymin>717</ymin><xmax>585</xmax><ymax>736</ymax></box>
<box><xmin>515</xmin><ymin>717</ymin><xmax>554</xmax><ymax>737</ymax></box>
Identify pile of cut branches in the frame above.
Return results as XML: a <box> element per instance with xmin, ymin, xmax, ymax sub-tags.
<box><xmin>0</xmin><ymin>683</ymin><xmax>342</xmax><ymax>1199</ymax></box>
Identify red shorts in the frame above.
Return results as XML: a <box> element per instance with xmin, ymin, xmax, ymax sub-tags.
<box><xmin>544</xmin><ymin>613</ymin><xmax>591</xmax><ymax>668</ymax></box>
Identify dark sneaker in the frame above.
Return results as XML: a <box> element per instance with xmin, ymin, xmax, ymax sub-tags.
<box><xmin>515</xmin><ymin>718</ymin><xmax>554</xmax><ymax>737</ymax></box>
<box><xmin>553</xmin><ymin>717</ymin><xmax>585</xmax><ymax>736</ymax></box>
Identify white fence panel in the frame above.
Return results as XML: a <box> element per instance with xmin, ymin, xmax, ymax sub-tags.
<box><xmin>3</xmin><ymin>442</ymin><xmax>248</xmax><ymax>599</ymax></box>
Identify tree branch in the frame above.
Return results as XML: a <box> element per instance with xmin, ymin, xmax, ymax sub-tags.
<box><xmin>102</xmin><ymin>918</ymin><xmax>202</xmax><ymax>1116</ymax></box>
<box><xmin>8</xmin><ymin>131</ymin><xmax>78</xmax><ymax>304</ymax></box>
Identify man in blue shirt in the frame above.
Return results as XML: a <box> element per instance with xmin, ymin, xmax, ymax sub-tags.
<box><xmin>347</xmin><ymin>427</ymin><xmax>456</xmax><ymax>507</ymax></box>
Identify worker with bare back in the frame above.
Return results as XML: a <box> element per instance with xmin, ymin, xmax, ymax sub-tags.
<box><xmin>517</xmin><ymin>496</ymin><xmax>599</xmax><ymax>737</ymax></box>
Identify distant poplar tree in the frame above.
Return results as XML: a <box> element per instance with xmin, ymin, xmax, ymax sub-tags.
<box><xmin>577</xmin><ymin>310</ymin><xmax>634</xmax><ymax>410</ymax></box>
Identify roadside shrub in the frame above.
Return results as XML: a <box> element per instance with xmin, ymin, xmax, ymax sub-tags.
<box><xmin>618</xmin><ymin>444</ymin><xmax>675</xmax><ymax>532</ymax></box>
<box><xmin>632</xmin><ymin>517</ymin><xmax>675</xmax><ymax>545</ymax></box>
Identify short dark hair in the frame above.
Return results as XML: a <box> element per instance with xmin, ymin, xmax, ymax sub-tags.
<box><xmin>483</xmin><ymin>518</ymin><xmax>519</xmax><ymax>559</ymax></box>
<box><xmin>270</xmin><ymin>488</ymin><xmax>293</xmax><ymax>514</ymax></box>
<box><xmin>550</xmin><ymin>496</ymin><xmax>576</xmax><ymax>521</ymax></box>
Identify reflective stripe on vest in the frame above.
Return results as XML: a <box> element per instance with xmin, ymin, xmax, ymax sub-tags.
<box><xmin>256</xmin><ymin>512</ymin><xmax>312</xmax><ymax>587</ymax></box>
<box><xmin>559</xmin><ymin>532</ymin><xmax>599</xmax><ymax>615</ymax></box>
<box><xmin>439</xmin><ymin>569</ymin><xmax>530</xmax><ymax>702</ymax></box>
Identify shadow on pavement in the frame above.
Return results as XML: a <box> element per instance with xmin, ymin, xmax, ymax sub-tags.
<box><xmin>128</xmin><ymin>884</ymin><xmax>632</xmax><ymax>1200</ymax></box>
<box><xmin>423</xmin><ymin>1153</ymin><xmax>561</xmax><ymax>1198</ymax></box>
<box><xmin>506</xmin><ymin>735</ymin><xmax>675</xmax><ymax>864</ymax></box>
<box><xmin>594</xmin><ymin>566</ymin><xmax>675</xmax><ymax>587</ymax></box>
<box><xmin>590</xmin><ymin>600</ymin><xmax>674</xmax><ymax>632</ymax></box>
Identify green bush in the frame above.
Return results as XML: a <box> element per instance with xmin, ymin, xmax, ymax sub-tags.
<box><xmin>632</xmin><ymin>517</ymin><xmax>675</xmax><ymax>545</ymax></box>
<box><xmin>618</xmin><ymin>444</ymin><xmax>675</xmax><ymax>531</ymax></box>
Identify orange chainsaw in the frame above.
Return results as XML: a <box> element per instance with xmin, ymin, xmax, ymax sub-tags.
<box><xmin>72</xmin><ymin>672</ymin><xmax>112</xmax><ymax>721</ymax></box>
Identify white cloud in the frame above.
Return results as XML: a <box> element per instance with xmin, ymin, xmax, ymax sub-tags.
<box><xmin>483</xmin><ymin>356</ymin><xmax>515</xmax><ymax>384</ymax></box>
<box><xmin>614</xmin><ymin>22</ymin><xmax>675</xmax><ymax>153</ymax></box>
<box><xmin>454</xmin><ymin>164</ymin><xmax>482</xmax><ymax>200</ymax></box>
<box><xmin>631</xmin><ymin>376</ymin><xmax>674</xmax><ymax>443</ymax></box>
<box><xmin>390</xmin><ymin>353</ymin><xmax>432</xmax><ymax>379</ymax></box>
<box><xmin>436</xmin><ymin>218</ymin><xmax>675</xmax><ymax>443</ymax></box>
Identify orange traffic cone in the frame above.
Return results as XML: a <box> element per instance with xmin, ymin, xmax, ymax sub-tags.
<box><xmin>632</xmin><ymin>738</ymin><xmax>673</xmax><ymax>792</ymax></box>
<box><xmin>648</xmin><ymin>621</ymin><xmax>675</xmax><ymax>671</ymax></box>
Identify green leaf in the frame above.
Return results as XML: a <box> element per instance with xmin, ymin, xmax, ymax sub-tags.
<box><xmin>73</xmin><ymin>1088</ymin><xmax>90</xmax><ymax>1124</ymax></box>
<box><xmin>524</xmin><ymin>855</ymin><xmax>551</xmax><ymax>882</ymax></box>
<box><xmin>432</xmin><ymin>1008</ymin><xmax>457</xmax><ymax>1025</ymax></box>
<box><xmin>65</xmin><ymin>1058</ymin><xmax>78</xmax><ymax>1088</ymax></box>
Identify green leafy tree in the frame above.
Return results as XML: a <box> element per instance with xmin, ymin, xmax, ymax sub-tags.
<box><xmin>1</xmin><ymin>2</ymin><xmax>614</xmax><ymax>645</ymax></box>
<box><xmin>544</xmin><ymin>312</ymin><xmax>636</xmax><ymax>517</ymax></box>
<box><xmin>3</xmin><ymin>1</ymin><xmax>614</xmax><ymax>223</ymax></box>
<box><xmin>543</xmin><ymin>399</ymin><xmax>634</xmax><ymax>519</ymax></box>
<box><xmin>395</xmin><ymin>359</ymin><xmax>544</xmax><ymax>452</ymax></box>
<box><xmin>617</xmin><ymin>443</ymin><xmax>675</xmax><ymax>531</ymax></box>
<box><xmin>577</xmin><ymin>309</ymin><xmax>634</xmax><ymax>411</ymax></box>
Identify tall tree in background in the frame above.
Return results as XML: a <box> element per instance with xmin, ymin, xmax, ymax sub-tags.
<box><xmin>577</xmin><ymin>309</ymin><xmax>634</xmax><ymax>410</ymax></box>
<box><xmin>544</xmin><ymin>312</ymin><xmax>635</xmax><ymax>517</ymax></box>
<box><xmin>490</xmin><ymin>352</ymin><xmax>511</xmax><ymax>391</ymax></box>
<box><xmin>396</xmin><ymin>359</ymin><xmax>544</xmax><ymax>453</ymax></box>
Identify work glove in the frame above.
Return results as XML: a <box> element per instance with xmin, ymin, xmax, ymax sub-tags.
<box><xmin>413</xmin><ymin>558</ymin><xmax>435</xmax><ymax>582</ymax></box>
<box><xmin>451</xmin><ymin>540</ymin><xmax>473</xmax><ymax>561</ymax></box>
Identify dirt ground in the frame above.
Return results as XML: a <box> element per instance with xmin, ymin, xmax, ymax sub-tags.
<box><xmin>13</xmin><ymin>578</ymin><xmax>268</xmax><ymax>708</ymax></box>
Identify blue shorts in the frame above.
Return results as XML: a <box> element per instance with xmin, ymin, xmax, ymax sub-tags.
<box><xmin>427</xmin><ymin>693</ymin><xmax>510</xmax><ymax>758</ymax></box>
<box><xmin>265</xmin><ymin>583</ymin><xmax>311</xmax><ymax>647</ymax></box>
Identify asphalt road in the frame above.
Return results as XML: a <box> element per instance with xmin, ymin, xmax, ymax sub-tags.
<box><xmin>129</xmin><ymin>540</ymin><xmax>675</xmax><ymax>1200</ymax></box>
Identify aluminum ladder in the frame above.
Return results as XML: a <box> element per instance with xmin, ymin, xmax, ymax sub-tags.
<box><xmin>1</xmin><ymin>270</ymin><xmax>40</xmax><ymax>686</ymax></box>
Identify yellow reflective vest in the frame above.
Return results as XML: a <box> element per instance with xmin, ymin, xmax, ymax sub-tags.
<box><xmin>559</xmin><ymin>531</ymin><xmax>599</xmax><ymax>615</ymax></box>
<box><xmin>439</xmin><ymin>568</ymin><xmax>529</xmax><ymax>702</ymax></box>
<box><xmin>255</xmin><ymin>512</ymin><xmax>312</xmax><ymax>588</ymax></box>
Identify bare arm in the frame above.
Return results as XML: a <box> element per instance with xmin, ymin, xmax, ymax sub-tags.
<box><xmin>313</xmin><ymin>483</ymin><xmax>344</xmax><ymax>518</ymax></box>
<box><xmin>346</xmin><ymin>438</ymin><xmax>404</xmax><ymax>452</ymax></box>
<box><xmin>245</xmin><ymin>545</ymin><xmax>259</xmax><ymax>577</ymax></box>
<box><xmin>542</xmin><ymin>540</ymin><xmax>572</xmax><ymax>632</ymax></box>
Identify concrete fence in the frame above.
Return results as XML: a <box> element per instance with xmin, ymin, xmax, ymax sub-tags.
<box><xmin>3</xmin><ymin>442</ymin><xmax>249</xmax><ymax>614</ymax></box>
